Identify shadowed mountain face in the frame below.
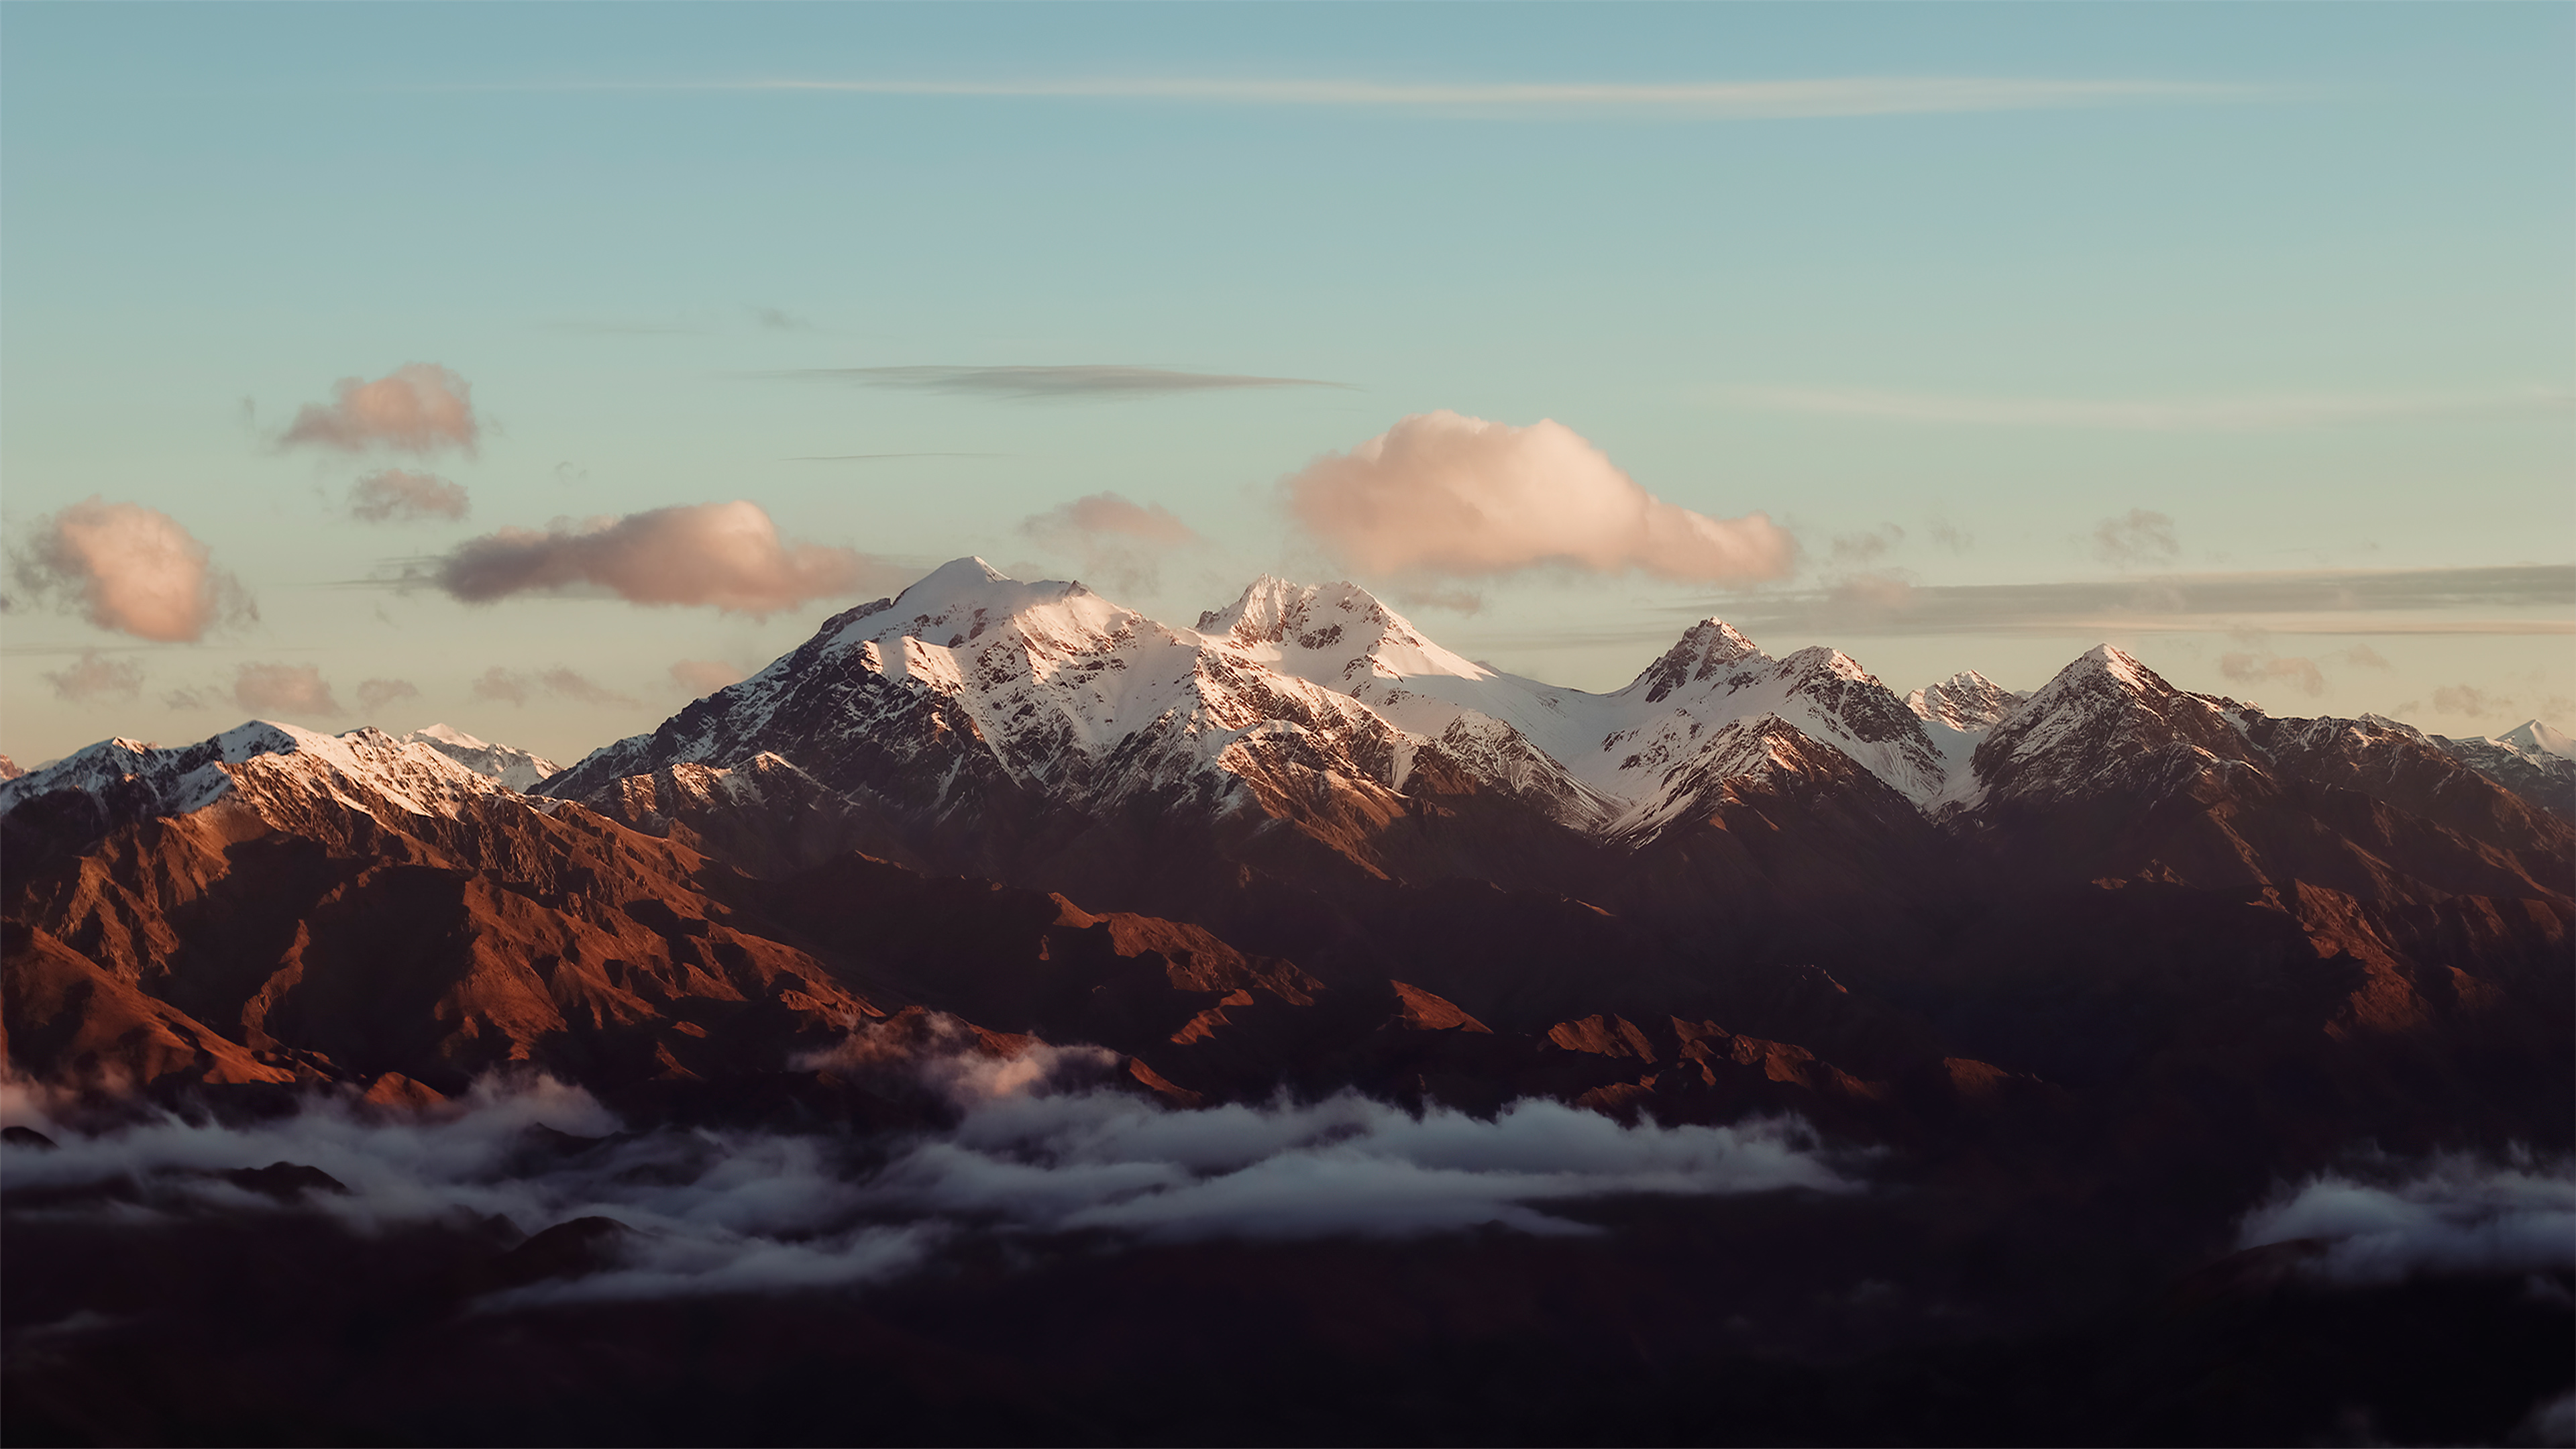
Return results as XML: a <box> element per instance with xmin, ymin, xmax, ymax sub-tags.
<box><xmin>3</xmin><ymin>564</ymin><xmax>2569</xmax><ymax>1447</ymax></box>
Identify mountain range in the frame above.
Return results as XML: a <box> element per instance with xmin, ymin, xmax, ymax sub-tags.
<box><xmin>3</xmin><ymin>561</ymin><xmax>2569</xmax><ymax>1446</ymax></box>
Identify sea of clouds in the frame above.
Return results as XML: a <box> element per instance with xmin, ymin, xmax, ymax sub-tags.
<box><xmin>0</xmin><ymin>1042</ymin><xmax>1856</xmax><ymax>1309</ymax></box>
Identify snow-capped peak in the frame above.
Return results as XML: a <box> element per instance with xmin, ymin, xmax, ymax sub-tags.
<box><xmin>0</xmin><ymin>720</ymin><xmax>512</xmax><ymax>828</ymax></box>
<box><xmin>410</xmin><ymin>722</ymin><xmax>491</xmax><ymax>751</ymax></box>
<box><xmin>1907</xmin><ymin>670</ymin><xmax>2025</xmax><ymax>732</ymax></box>
<box><xmin>1197</xmin><ymin>576</ymin><xmax>1493</xmax><ymax>690</ymax></box>
<box><xmin>400</xmin><ymin>724</ymin><xmax>564</xmax><ymax>792</ymax></box>
<box><xmin>2497</xmin><ymin>719</ymin><xmax>2576</xmax><ymax>761</ymax></box>
<box><xmin>1619</xmin><ymin>620</ymin><xmax>1762</xmax><ymax>704</ymax></box>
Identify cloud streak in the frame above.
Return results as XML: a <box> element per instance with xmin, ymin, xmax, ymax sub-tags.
<box><xmin>1284</xmin><ymin>411</ymin><xmax>1796</xmax><ymax>584</ymax></box>
<box><xmin>523</xmin><ymin>76</ymin><xmax>2250</xmax><ymax>119</ymax></box>
<box><xmin>777</xmin><ymin>365</ymin><xmax>1348</xmax><ymax>400</ymax></box>
<box><xmin>429</xmin><ymin>502</ymin><xmax>900</xmax><ymax>616</ymax></box>
<box><xmin>283</xmin><ymin>364</ymin><xmax>480</xmax><ymax>455</ymax></box>
<box><xmin>6</xmin><ymin>498</ymin><xmax>257</xmax><ymax>642</ymax></box>
<box><xmin>1738</xmin><ymin>386</ymin><xmax>2574</xmax><ymax>431</ymax></box>
<box><xmin>1685</xmin><ymin>565</ymin><xmax>2576</xmax><ymax>639</ymax></box>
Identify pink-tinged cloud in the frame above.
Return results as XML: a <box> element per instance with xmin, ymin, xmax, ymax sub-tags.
<box><xmin>233</xmin><ymin>662</ymin><xmax>341</xmax><ymax>717</ymax></box>
<box><xmin>350</xmin><ymin>470</ymin><xmax>470</xmax><ymax>523</ymax></box>
<box><xmin>1019</xmin><ymin>491</ymin><xmax>1205</xmax><ymax>594</ymax></box>
<box><xmin>669</xmin><ymin>659</ymin><xmax>747</xmax><ymax>696</ymax></box>
<box><xmin>2220</xmin><ymin>651</ymin><xmax>2326</xmax><ymax>698</ymax></box>
<box><xmin>357</xmin><ymin>678</ymin><xmax>421</xmax><ymax>714</ymax></box>
<box><xmin>43</xmin><ymin>649</ymin><xmax>144</xmax><ymax>704</ymax></box>
<box><xmin>433</xmin><ymin>501</ymin><xmax>883</xmax><ymax>616</ymax></box>
<box><xmin>283</xmin><ymin>364</ymin><xmax>479</xmax><ymax>455</ymax></box>
<box><xmin>1022</xmin><ymin>492</ymin><xmax>1203</xmax><ymax>547</ymax></box>
<box><xmin>1281</xmin><ymin>411</ymin><xmax>1794</xmax><ymax>583</ymax></box>
<box><xmin>7</xmin><ymin>498</ymin><xmax>257</xmax><ymax>642</ymax></box>
<box><xmin>472</xmin><ymin>665</ymin><xmax>639</xmax><ymax>709</ymax></box>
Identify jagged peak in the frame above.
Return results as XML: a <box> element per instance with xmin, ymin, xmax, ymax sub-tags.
<box><xmin>1625</xmin><ymin>619</ymin><xmax>1764</xmax><ymax>703</ymax></box>
<box><xmin>1197</xmin><ymin>575</ymin><xmax>1489</xmax><ymax>683</ymax></box>
<box><xmin>2498</xmin><ymin>718</ymin><xmax>2576</xmax><ymax>760</ymax></box>
<box><xmin>1780</xmin><ymin>644</ymin><xmax>1874</xmax><ymax>684</ymax></box>
<box><xmin>1908</xmin><ymin>669</ymin><xmax>2023</xmax><ymax>730</ymax></box>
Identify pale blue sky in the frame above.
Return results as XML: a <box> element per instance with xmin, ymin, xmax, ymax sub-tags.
<box><xmin>4</xmin><ymin>3</ymin><xmax>2569</xmax><ymax>763</ymax></box>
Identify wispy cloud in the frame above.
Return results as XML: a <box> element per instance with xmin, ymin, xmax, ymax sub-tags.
<box><xmin>1685</xmin><ymin>565</ymin><xmax>2576</xmax><ymax>639</ymax></box>
<box><xmin>472</xmin><ymin>665</ymin><xmax>637</xmax><ymax>709</ymax></box>
<box><xmin>771</xmin><ymin>365</ymin><xmax>1348</xmax><ymax>400</ymax></box>
<box><xmin>427</xmin><ymin>501</ymin><xmax>904</xmax><ymax>616</ymax></box>
<box><xmin>1735</xmin><ymin>386</ymin><xmax>2575</xmax><ymax>431</ymax></box>
<box><xmin>785</xmin><ymin>452</ymin><xmax>1008</xmax><ymax>462</ymax></box>
<box><xmin>1020</xmin><ymin>492</ymin><xmax>1205</xmax><ymax>595</ymax></box>
<box><xmin>510</xmin><ymin>76</ymin><xmax>2249</xmax><ymax>119</ymax></box>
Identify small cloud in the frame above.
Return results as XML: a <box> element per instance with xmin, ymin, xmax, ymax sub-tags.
<box><xmin>2334</xmin><ymin>644</ymin><xmax>2393</xmax><ymax>670</ymax></box>
<box><xmin>282</xmin><ymin>364</ymin><xmax>479</xmax><ymax>456</ymax></box>
<box><xmin>751</xmin><ymin>306</ymin><xmax>807</xmax><ymax>331</ymax></box>
<box><xmin>669</xmin><ymin>659</ymin><xmax>745</xmax><ymax>696</ymax></box>
<box><xmin>2433</xmin><ymin>684</ymin><xmax>2512</xmax><ymax>716</ymax></box>
<box><xmin>162</xmin><ymin>686</ymin><xmax>212</xmax><ymax>711</ymax></box>
<box><xmin>6</xmin><ymin>498</ymin><xmax>257</xmax><ymax>642</ymax></box>
<box><xmin>356</xmin><ymin>678</ymin><xmax>421</xmax><ymax>715</ymax></box>
<box><xmin>2093</xmin><ymin>509</ymin><xmax>2180</xmax><ymax>569</ymax></box>
<box><xmin>1925</xmin><ymin>517</ymin><xmax>1972</xmax><ymax>553</ymax></box>
<box><xmin>1823</xmin><ymin>570</ymin><xmax>1918</xmax><ymax>625</ymax></box>
<box><xmin>349</xmin><ymin>470</ymin><xmax>470</xmax><ymax>524</ymax></box>
<box><xmin>233</xmin><ymin>662</ymin><xmax>341</xmax><ymax>718</ymax></box>
<box><xmin>1392</xmin><ymin>586</ymin><xmax>1485</xmax><ymax>616</ymax></box>
<box><xmin>1829</xmin><ymin>526</ymin><xmax>1904</xmax><ymax>564</ymax></box>
<box><xmin>781</xmin><ymin>364</ymin><xmax>1350</xmax><ymax>401</ymax></box>
<box><xmin>1019</xmin><ymin>492</ymin><xmax>1205</xmax><ymax>594</ymax></box>
<box><xmin>2220</xmin><ymin>651</ymin><xmax>2327</xmax><ymax>698</ymax></box>
<box><xmin>472</xmin><ymin>666</ymin><xmax>638</xmax><ymax>709</ymax></box>
<box><xmin>42</xmin><ymin>649</ymin><xmax>144</xmax><ymax>704</ymax></box>
<box><xmin>429</xmin><ymin>501</ymin><xmax>900</xmax><ymax>616</ymax></box>
<box><xmin>1282</xmin><ymin>411</ymin><xmax>1796</xmax><ymax>584</ymax></box>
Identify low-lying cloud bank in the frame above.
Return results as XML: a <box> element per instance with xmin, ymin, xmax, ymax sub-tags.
<box><xmin>0</xmin><ymin>1050</ymin><xmax>1856</xmax><ymax>1308</ymax></box>
<box><xmin>2238</xmin><ymin>1148</ymin><xmax>2576</xmax><ymax>1285</ymax></box>
<box><xmin>1283</xmin><ymin>411</ymin><xmax>1795</xmax><ymax>585</ymax></box>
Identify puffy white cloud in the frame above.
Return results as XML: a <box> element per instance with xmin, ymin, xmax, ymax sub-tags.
<box><xmin>668</xmin><ymin>659</ymin><xmax>746</xmax><ymax>696</ymax></box>
<box><xmin>233</xmin><ymin>662</ymin><xmax>341</xmax><ymax>717</ymax></box>
<box><xmin>7</xmin><ymin>498</ymin><xmax>256</xmax><ymax>643</ymax></box>
<box><xmin>432</xmin><ymin>501</ymin><xmax>891</xmax><ymax>616</ymax></box>
<box><xmin>349</xmin><ymin>470</ymin><xmax>469</xmax><ymax>523</ymax></box>
<box><xmin>472</xmin><ymin>665</ymin><xmax>637</xmax><ymax>709</ymax></box>
<box><xmin>1282</xmin><ymin>411</ymin><xmax>1794</xmax><ymax>584</ymax></box>
<box><xmin>283</xmin><ymin>364</ymin><xmax>478</xmax><ymax>455</ymax></box>
<box><xmin>42</xmin><ymin>649</ymin><xmax>144</xmax><ymax>704</ymax></box>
